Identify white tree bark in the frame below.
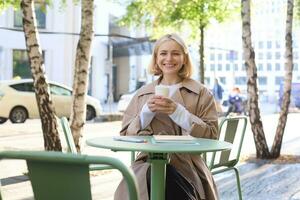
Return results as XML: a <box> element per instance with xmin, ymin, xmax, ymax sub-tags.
<box><xmin>241</xmin><ymin>0</ymin><xmax>270</xmax><ymax>158</ymax></box>
<box><xmin>21</xmin><ymin>0</ymin><xmax>62</xmax><ymax>151</ymax></box>
<box><xmin>271</xmin><ymin>0</ymin><xmax>294</xmax><ymax>157</ymax></box>
<box><xmin>70</xmin><ymin>0</ymin><xmax>94</xmax><ymax>151</ymax></box>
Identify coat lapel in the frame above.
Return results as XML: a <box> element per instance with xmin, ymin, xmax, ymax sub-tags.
<box><xmin>171</xmin><ymin>83</ymin><xmax>186</xmax><ymax>107</ymax></box>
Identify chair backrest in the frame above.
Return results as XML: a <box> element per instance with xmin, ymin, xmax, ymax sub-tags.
<box><xmin>0</xmin><ymin>151</ymin><xmax>139</xmax><ymax>200</ymax></box>
<box><xmin>209</xmin><ymin>116</ymin><xmax>247</xmax><ymax>170</ymax></box>
<box><xmin>60</xmin><ymin>117</ymin><xmax>136</xmax><ymax>164</ymax></box>
<box><xmin>60</xmin><ymin>117</ymin><xmax>77</xmax><ymax>153</ymax></box>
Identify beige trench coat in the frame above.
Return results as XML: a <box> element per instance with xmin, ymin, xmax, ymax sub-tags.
<box><xmin>114</xmin><ymin>78</ymin><xmax>219</xmax><ymax>200</ymax></box>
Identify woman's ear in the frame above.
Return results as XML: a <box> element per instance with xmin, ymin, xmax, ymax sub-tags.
<box><xmin>183</xmin><ymin>54</ymin><xmax>187</xmax><ymax>65</ymax></box>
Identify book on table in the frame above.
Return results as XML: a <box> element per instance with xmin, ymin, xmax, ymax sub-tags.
<box><xmin>153</xmin><ymin>135</ymin><xmax>197</xmax><ymax>143</ymax></box>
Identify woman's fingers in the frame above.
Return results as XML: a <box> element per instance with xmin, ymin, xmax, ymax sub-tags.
<box><xmin>147</xmin><ymin>96</ymin><xmax>177</xmax><ymax>114</ymax></box>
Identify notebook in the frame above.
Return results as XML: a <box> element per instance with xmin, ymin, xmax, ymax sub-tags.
<box><xmin>153</xmin><ymin>135</ymin><xmax>197</xmax><ymax>143</ymax></box>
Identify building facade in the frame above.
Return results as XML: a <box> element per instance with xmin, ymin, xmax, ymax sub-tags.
<box><xmin>0</xmin><ymin>0</ymin><xmax>148</xmax><ymax>103</ymax></box>
<box><xmin>204</xmin><ymin>0</ymin><xmax>300</xmax><ymax>103</ymax></box>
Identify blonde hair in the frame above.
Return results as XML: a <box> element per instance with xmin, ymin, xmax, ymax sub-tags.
<box><xmin>148</xmin><ymin>33</ymin><xmax>193</xmax><ymax>78</ymax></box>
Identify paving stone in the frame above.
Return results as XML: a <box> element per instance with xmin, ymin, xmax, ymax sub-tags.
<box><xmin>216</xmin><ymin>162</ymin><xmax>300</xmax><ymax>200</ymax></box>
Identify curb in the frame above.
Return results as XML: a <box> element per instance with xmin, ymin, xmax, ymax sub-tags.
<box><xmin>94</xmin><ymin>113</ymin><xmax>123</xmax><ymax>122</ymax></box>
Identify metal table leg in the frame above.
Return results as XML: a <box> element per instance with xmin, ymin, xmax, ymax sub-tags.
<box><xmin>148</xmin><ymin>153</ymin><xmax>168</xmax><ymax>200</ymax></box>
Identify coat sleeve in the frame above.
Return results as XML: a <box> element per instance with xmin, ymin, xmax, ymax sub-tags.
<box><xmin>119</xmin><ymin>93</ymin><xmax>141</xmax><ymax>136</ymax></box>
<box><xmin>119</xmin><ymin>93</ymin><xmax>153</xmax><ymax>136</ymax></box>
<box><xmin>189</xmin><ymin>88</ymin><xmax>218</xmax><ymax>139</ymax></box>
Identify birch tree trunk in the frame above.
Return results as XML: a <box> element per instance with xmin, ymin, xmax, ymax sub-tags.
<box><xmin>70</xmin><ymin>0</ymin><xmax>94</xmax><ymax>152</ymax></box>
<box><xmin>199</xmin><ymin>25</ymin><xmax>205</xmax><ymax>84</ymax></box>
<box><xmin>241</xmin><ymin>0</ymin><xmax>270</xmax><ymax>158</ymax></box>
<box><xmin>21</xmin><ymin>0</ymin><xmax>62</xmax><ymax>151</ymax></box>
<box><xmin>270</xmin><ymin>0</ymin><xmax>294</xmax><ymax>158</ymax></box>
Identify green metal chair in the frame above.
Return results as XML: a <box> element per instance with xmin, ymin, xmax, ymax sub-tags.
<box><xmin>0</xmin><ymin>151</ymin><xmax>139</xmax><ymax>200</ymax></box>
<box><xmin>60</xmin><ymin>117</ymin><xmax>136</xmax><ymax>165</ymax></box>
<box><xmin>60</xmin><ymin>117</ymin><xmax>112</xmax><ymax>170</ymax></box>
<box><xmin>209</xmin><ymin>116</ymin><xmax>247</xmax><ymax>200</ymax></box>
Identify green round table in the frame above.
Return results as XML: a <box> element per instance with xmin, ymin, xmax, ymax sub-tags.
<box><xmin>86</xmin><ymin>136</ymin><xmax>232</xmax><ymax>200</ymax></box>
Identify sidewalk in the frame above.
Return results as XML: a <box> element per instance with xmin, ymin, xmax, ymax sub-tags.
<box><xmin>0</xmin><ymin>113</ymin><xmax>300</xmax><ymax>199</ymax></box>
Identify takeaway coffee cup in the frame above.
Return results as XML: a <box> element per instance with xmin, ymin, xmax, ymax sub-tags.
<box><xmin>155</xmin><ymin>85</ymin><xmax>169</xmax><ymax>97</ymax></box>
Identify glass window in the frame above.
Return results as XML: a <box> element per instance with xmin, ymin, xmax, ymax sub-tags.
<box><xmin>294</xmin><ymin>63</ymin><xmax>298</xmax><ymax>71</ymax></box>
<box><xmin>267</xmin><ymin>63</ymin><xmax>272</xmax><ymax>71</ymax></box>
<box><xmin>258</xmin><ymin>77</ymin><xmax>267</xmax><ymax>85</ymax></box>
<box><xmin>294</xmin><ymin>52</ymin><xmax>299</xmax><ymax>59</ymax></box>
<box><xmin>204</xmin><ymin>78</ymin><xmax>210</xmax><ymax>85</ymax></box>
<box><xmin>227</xmin><ymin>51</ymin><xmax>237</xmax><ymax>60</ymax></box>
<box><xmin>275</xmin><ymin>52</ymin><xmax>281</xmax><ymax>59</ymax></box>
<box><xmin>210</xmin><ymin>54</ymin><xmax>215</xmax><ymax>61</ymax></box>
<box><xmin>267</xmin><ymin>52</ymin><xmax>272</xmax><ymax>59</ymax></box>
<box><xmin>13</xmin><ymin>50</ymin><xmax>31</xmax><ymax>79</ymax></box>
<box><xmin>235</xmin><ymin>76</ymin><xmax>247</xmax><ymax>85</ymax></box>
<box><xmin>226</xmin><ymin>64</ymin><xmax>230</xmax><ymax>71</ymax></box>
<box><xmin>241</xmin><ymin>64</ymin><xmax>246</xmax><ymax>71</ymax></box>
<box><xmin>234</xmin><ymin>64</ymin><xmax>238</xmax><ymax>71</ymax></box>
<box><xmin>275</xmin><ymin>76</ymin><xmax>284</xmax><ymax>85</ymax></box>
<box><xmin>10</xmin><ymin>82</ymin><xmax>35</xmax><ymax>92</ymax></box>
<box><xmin>258</xmin><ymin>63</ymin><xmax>263</xmax><ymax>71</ymax></box>
<box><xmin>276</xmin><ymin>41</ymin><xmax>281</xmax><ymax>48</ymax></box>
<box><xmin>50</xmin><ymin>84</ymin><xmax>72</xmax><ymax>96</ymax></box>
<box><xmin>258</xmin><ymin>41</ymin><xmax>264</xmax><ymax>49</ymax></box>
<box><xmin>275</xmin><ymin>63</ymin><xmax>281</xmax><ymax>71</ymax></box>
<box><xmin>219</xmin><ymin>77</ymin><xmax>226</xmax><ymax>85</ymax></box>
<box><xmin>210</xmin><ymin>64</ymin><xmax>215</xmax><ymax>71</ymax></box>
<box><xmin>218</xmin><ymin>64</ymin><xmax>222</xmax><ymax>71</ymax></box>
<box><xmin>267</xmin><ymin>41</ymin><xmax>272</xmax><ymax>49</ymax></box>
<box><xmin>218</xmin><ymin>54</ymin><xmax>222</xmax><ymax>60</ymax></box>
<box><xmin>14</xmin><ymin>2</ymin><xmax>46</xmax><ymax>29</ymax></box>
<box><xmin>258</xmin><ymin>52</ymin><xmax>263</xmax><ymax>59</ymax></box>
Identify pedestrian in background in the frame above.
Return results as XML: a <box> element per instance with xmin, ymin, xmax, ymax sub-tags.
<box><xmin>226</xmin><ymin>87</ymin><xmax>244</xmax><ymax>116</ymax></box>
<box><xmin>212</xmin><ymin>78</ymin><xmax>224</xmax><ymax>114</ymax></box>
<box><xmin>114</xmin><ymin>33</ymin><xmax>219</xmax><ymax>200</ymax></box>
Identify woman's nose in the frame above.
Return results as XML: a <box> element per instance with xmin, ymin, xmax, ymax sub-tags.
<box><xmin>166</xmin><ymin>53</ymin><xmax>172</xmax><ymax>60</ymax></box>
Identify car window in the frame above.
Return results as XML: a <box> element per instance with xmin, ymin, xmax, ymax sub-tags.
<box><xmin>50</xmin><ymin>84</ymin><xmax>72</xmax><ymax>96</ymax></box>
<box><xmin>10</xmin><ymin>83</ymin><xmax>35</xmax><ymax>92</ymax></box>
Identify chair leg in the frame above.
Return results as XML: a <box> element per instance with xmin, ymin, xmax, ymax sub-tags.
<box><xmin>131</xmin><ymin>151</ymin><xmax>135</xmax><ymax>164</ymax></box>
<box><xmin>233</xmin><ymin>167</ymin><xmax>242</xmax><ymax>200</ymax></box>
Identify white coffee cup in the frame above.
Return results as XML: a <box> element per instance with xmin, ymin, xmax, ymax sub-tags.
<box><xmin>155</xmin><ymin>85</ymin><xmax>169</xmax><ymax>97</ymax></box>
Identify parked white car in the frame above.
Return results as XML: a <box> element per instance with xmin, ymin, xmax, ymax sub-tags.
<box><xmin>117</xmin><ymin>92</ymin><xmax>136</xmax><ymax>112</ymax></box>
<box><xmin>0</xmin><ymin>79</ymin><xmax>102</xmax><ymax>124</ymax></box>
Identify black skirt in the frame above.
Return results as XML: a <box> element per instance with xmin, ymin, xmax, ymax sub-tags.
<box><xmin>146</xmin><ymin>164</ymin><xmax>197</xmax><ymax>200</ymax></box>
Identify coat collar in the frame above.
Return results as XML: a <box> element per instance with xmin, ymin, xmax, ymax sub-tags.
<box><xmin>136</xmin><ymin>76</ymin><xmax>202</xmax><ymax>97</ymax></box>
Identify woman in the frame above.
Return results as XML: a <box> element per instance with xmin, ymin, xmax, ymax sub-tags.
<box><xmin>114</xmin><ymin>33</ymin><xmax>219</xmax><ymax>200</ymax></box>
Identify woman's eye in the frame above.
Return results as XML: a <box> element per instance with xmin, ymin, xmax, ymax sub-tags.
<box><xmin>160</xmin><ymin>52</ymin><xmax>167</xmax><ymax>56</ymax></box>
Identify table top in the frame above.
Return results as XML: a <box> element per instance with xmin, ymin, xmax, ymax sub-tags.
<box><xmin>86</xmin><ymin>136</ymin><xmax>232</xmax><ymax>154</ymax></box>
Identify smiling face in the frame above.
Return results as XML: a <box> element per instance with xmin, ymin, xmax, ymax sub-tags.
<box><xmin>156</xmin><ymin>40</ymin><xmax>185</xmax><ymax>78</ymax></box>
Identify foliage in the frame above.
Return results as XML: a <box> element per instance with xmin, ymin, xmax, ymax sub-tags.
<box><xmin>0</xmin><ymin>0</ymin><xmax>20</xmax><ymax>10</ymax></box>
<box><xmin>118</xmin><ymin>0</ymin><xmax>239</xmax><ymax>41</ymax></box>
<box><xmin>0</xmin><ymin>0</ymin><xmax>79</xmax><ymax>12</ymax></box>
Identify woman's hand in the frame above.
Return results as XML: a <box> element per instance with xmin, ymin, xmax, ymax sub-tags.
<box><xmin>147</xmin><ymin>95</ymin><xmax>177</xmax><ymax>115</ymax></box>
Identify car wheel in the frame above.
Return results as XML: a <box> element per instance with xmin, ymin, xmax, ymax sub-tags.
<box><xmin>0</xmin><ymin>117</ymin><xmax>7</xmax><ymax>124</ymax></box>
<box><xmin>9</xmin><ymin>107</ymin><xmax>28</xmax><ymax>123</ymax></box>
<box><xmin>86</xmin><ymin>105</ymin><xmax>96</xmax><ymax>121</ymax></box>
